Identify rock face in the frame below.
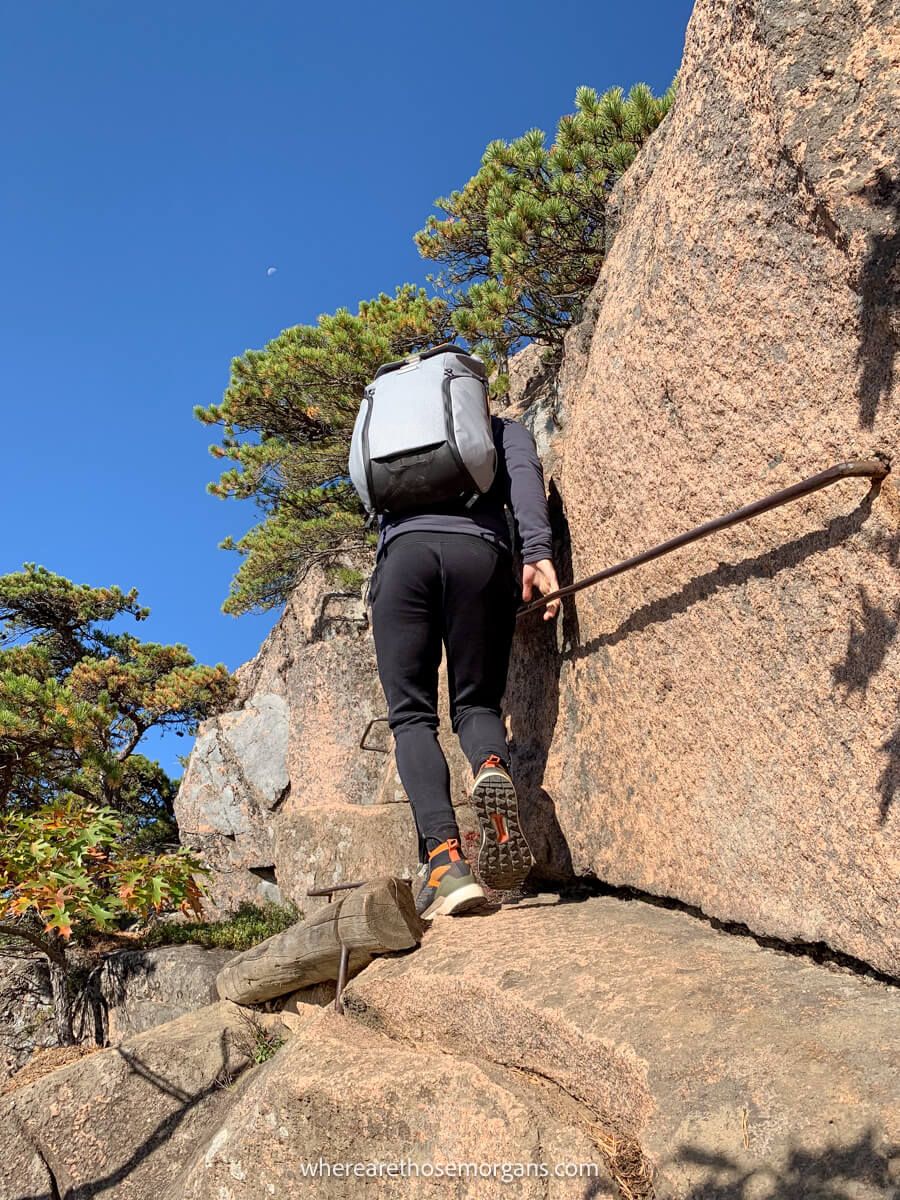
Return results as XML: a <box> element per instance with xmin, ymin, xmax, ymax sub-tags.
<box><xmin>99</xmin><ymin>945</ymin><xmax>239</xmax><ymax>1043</ymax></box>
<box><xmin>0</xmin><ymin>1001</ymin><xmax>281</xmax><ymax>1200</ymax></box>
<box><xmin>0</xmin><ymin>954</ymin><xmax>55</xmax><ymax>1081</ymax></box>
<box><xmin>530</xmin><ymin>0</ymin><xmax>900</xmax><ymax>976</ymax></box>
<box><xmin>345</xmin><ymin>897</ymin><xmax>900</xmax><ymax>1199</ymax></box>
<box><xmin>172</xmin><ymin>1007</ymin><xmax>613</xmax><ymax>1200</ymax></box>
<box><xmin>2</xmin><ymin>900</ymin><xmax>896</xmax><ymax>1199</ymax></box>
<box><xmin>175</xmin><ymin>0</ymin><xmax>899</xmax><ymax>975</ymax></box>
<box><xmin>1</xmin><ymin>945</ymin><xmax>238</xmax><ymax>1075</ymax></box>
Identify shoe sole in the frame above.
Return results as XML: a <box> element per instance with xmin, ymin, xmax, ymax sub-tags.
<box><xmin>419</xmin><ymin>882</ymin><xmax>487</xmax><ymax>921</ymax></box>
<box><xmin>471</xmin><ymin>769</ymin><xmax>534</xmax><ymax>891</ymax></box>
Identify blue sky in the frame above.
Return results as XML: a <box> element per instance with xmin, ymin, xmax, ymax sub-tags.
<box><xmin>1</xmin><ymin>0</ymin><xmax>693</xmax><ymax>775</ymax></box>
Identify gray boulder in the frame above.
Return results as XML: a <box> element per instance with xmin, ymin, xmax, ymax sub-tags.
<box><xmin>0</xmin><ymin>1001</ymin><xmax>280</xmax><ymax>1200</ymax></box>
<box><xmin>98</xmin><ymin>945</ymin><xmax>239</xmax><ymax>1043</ymax></box>
<box><xmin>0</xmin><ymin>953</ymin><xmax>55</xmax><ymax>1082</ymax></box>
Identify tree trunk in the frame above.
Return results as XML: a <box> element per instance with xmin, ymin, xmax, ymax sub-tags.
<box><xmin>0</xmin><ymin>924</ymin><xmax>76</xmax><ymax>1046</ymax></box>
<box><xmin>46</xmin><ymin>938</ymin><xmax>75</xmax><ymax>1046</ymax></box>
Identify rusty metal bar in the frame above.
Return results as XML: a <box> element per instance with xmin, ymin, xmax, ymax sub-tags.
<box><xmin>357</xmin><ymin>457</ymin><xmax>889</xmax><ymax>743</ymax></box>
<box><xmin>303</xmin><ymin>879</ymin><xmax>367</xmax><ymax>1014</ymax></box>
<box><xmin>334</xmin><ymin>945</ymin><xmax>350</xmax><ymax>1014</ymax></box>
<box><xmin>306</xmin><ymin>880</ymin><xmax>367</xmax><ymax>899</ymax></box>
<box><xmin>516</xmin><ymin>458</ymin><xmax>889</xmax><ymax>618</ymax></box>
<box><xmin>359</xmin><ymin>715</ymin><xmax>391</xmax><ymax>753</ymax></box>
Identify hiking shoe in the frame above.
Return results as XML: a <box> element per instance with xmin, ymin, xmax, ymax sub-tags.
<box><xmin>471</xmin><ymin>754</ymin><xmax>534</xmax><ymax>891</ymax></box>
<box><xmin>414</xmin><ymin>838</ymin><xmax>487</xmax><ymax>920</ymax></box>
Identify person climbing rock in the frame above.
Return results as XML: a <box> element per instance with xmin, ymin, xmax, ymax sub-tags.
<box><xmin>349</xmin><ymin>346</ymin><xmax>559</xmax><ymax>921</ymax></box>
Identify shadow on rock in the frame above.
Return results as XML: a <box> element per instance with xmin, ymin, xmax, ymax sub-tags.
<box><xmin>564</xmin><ymin>484</ymin><xmax>882</xmax><ymax>664</ymax></box>
<box><xmin>855</xmin><ymin>169</ymin><xmax>900</xmax><ymax>429</ymax></box>
<box><xmin>561</xmin><ymin>483</ymin><xmax>895</xmax><ymax>826</ymax></box>
<box><xmin>832</xmin><ymin>587</ymin><xmax>899</xmax><ymax>697</ymax></box>
<box><xmin>73</xmin><ymin>949</ymin><xmax>160</xmax><ymax>1048</ymax></box>
<box><xmin>830</xmin><ymin>549</ymin><xmax>900</xmax><ymax>823</ymax></box>
<box><xmin>666</xmin><ymin>1126</ymin><xmax>899</xmax><ymax>1200</ymax></box>
<box><xmin>505</xmin><ymin>479</ymin><xmax>579</xmax><ymax>884</ymax></box>
<box><xmin>877</xmin><ymin>724</ymin><xmax>900</xmax><ymax>826</ymax></box>
<box><xmin>14</xmin><ymin>1029</ymin><xmax>242</xmax><ymax>1200</ymax></box>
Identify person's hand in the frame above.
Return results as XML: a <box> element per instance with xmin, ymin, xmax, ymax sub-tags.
<box><xmin>522</xmin><ymin>559</ymin><xmax>560</xmax><ymax>621</ymax></box>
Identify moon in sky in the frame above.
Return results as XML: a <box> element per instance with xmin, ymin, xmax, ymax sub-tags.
<box><xmin>266</xmin><ymin>266</ymin><xmax>277</xmax><ymax>276</ymax></box>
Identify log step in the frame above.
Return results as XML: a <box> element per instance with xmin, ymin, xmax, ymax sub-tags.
<box><xmin>215</xmin><ymin>877</ymin><xmax>423</xmax><ymax>1005</ymax></box>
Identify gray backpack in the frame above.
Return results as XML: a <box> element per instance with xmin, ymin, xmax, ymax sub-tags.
<box><xmin>348</xmin><ymin>344</ymin><xmax>496</xmax><ymax>514</ymax></box>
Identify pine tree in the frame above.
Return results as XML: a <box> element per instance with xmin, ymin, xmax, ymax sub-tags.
<box><xmin>200</xmin><ymin>82</ymin><xmax>674</xmax><ymax>612</ymax></box>
<box><xmin>0</xmin><ymin>565</ymin><xmax>235</xmax><ymax>1041</ymax></box>
<box><xmin>415</xmin><ymin>82</ymin><xmax>675</xmax><ymax>380</ymax></box>
<box><xmin>196</xmin><ymin>285</ymin><xmax>453</xmax><ymax>615</ymax></box>
<box><xmin>0</xmin><ymin>564</ymin><xmax>235</xmax><ymax>833</ymax></box>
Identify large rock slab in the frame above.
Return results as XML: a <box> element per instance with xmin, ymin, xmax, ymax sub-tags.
<box><xmin>0</xmin><ymin>1001</ymin><xmax>276</xmax><ymax>1200</ymax></box>
<box><xmin>99</xmin><ymin>945</ymin><xmax>239</xmax><ymax>1043</ymax></box>
<box><xmin>524</xmin><ymin>0</ymin><xmax>900</xmax><ymax>973</ymax></box>
<box><xmin>171</xmin><ymin>1007</ymin><xmax>616</xmax><ymax>1199</ymax></box>
<box><xmin>0</xmin><ymin>952</ymin><xmax>55</xmax><ymax>1081</ymax></box>
<box><xmin>275</xmin><ymin>800</ymin><xmax>479</xmax><ymax>913</ymax></box>
<box><xmin>344</xmin><ymin>895</ymin><xmax>900</xmax><ymax>1199</ymax></box>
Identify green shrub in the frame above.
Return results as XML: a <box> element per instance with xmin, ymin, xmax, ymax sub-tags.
<box><xmin>326</xmin><ymin>565</ymin><xmax>365</xmax><ymax>592</ymax></box>
<box><xmin>240</xmin><ymin>1012</ymin><xmax>286</xmax><ymax>1064</ymax></box>
<box><xmin>139</xmin><ymin>900</ymin><xmax>301</xmax><ymax>951</ymax></box>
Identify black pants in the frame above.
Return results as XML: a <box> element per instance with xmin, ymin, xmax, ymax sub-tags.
<box><xmin>369</xmin><ymin>531</ymin><xmax>518</xmax><ymax>862</ymax></box>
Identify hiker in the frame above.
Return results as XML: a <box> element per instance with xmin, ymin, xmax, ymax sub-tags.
<box><xmin>349</xmin><ymin>345</ymin><xmax>560</xmax><ymax>920</ymax></box>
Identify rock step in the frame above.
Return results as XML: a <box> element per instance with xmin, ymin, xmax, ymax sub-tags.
<box><xmin>2</xmin><ymin>898</ymin><xmax>897</xmax><ymax>1198</ymax></box>
<box><xmin>275</xmin><ymin>801</ymin><xmax>479</xmax><ymax>912</ymax></box>
<box><xmin>344</xmin><ymin>895</ymin><xmax>900</xmax><ymax>1199</ymax></box>
<box><xmin>170</xmin><ymin>1008</ymin><xmax>619</xmax><ymax>1199</ymax></box>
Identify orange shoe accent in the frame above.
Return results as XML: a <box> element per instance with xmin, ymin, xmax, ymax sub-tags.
<box><xmin>491</xmin><ymin>812</ymin><xmax>509</xmax><ymax>844</ymax></box>
<box><xmin>480</xmin><ymin>755</ymin><xmax>503</xmax><ymax>771</ymax></box>
<box><xmin>426</xmin><ymin>838</ymin><xmax>462</xmax><ymax>887</ymax></box>
<box><xmin>428</xmin><ymin>837</ymin><xmax>462</xmax><ymax>861</ymax></box>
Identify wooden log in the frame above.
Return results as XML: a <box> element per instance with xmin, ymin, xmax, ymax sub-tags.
<box><xmin>215</xmin><ymin>877</ymin><xmax>422</xmax><ymax>1004</ymax></box>
<box><xmin>337</xmin><ymin>876</ymin><xmax>424</xmax><ymax>952</ymax></box>
<box><xmin>215</xmin><ymin>895</ymin><xmax>355</xmax><ymax>1004</ymax></box>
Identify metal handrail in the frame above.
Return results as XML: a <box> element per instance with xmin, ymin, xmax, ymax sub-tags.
<box><xmin>359</xmin><ymin>456</ymin><xmax>889</xmax><ymax>752</ymax></box>
<box><xmin>516</xmin><ymin>458</ymin><xmax>889</xmax><ymax>618</ymax></box>
<box><xmin>305</xmin><ymin>879</ymin><xmax>368</xmax><ymax>1013</ymax></box>
<box><xmin>359</xmin><ymin>715</ymin><xmax>391</xmax><ymax>752</ymax></box>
